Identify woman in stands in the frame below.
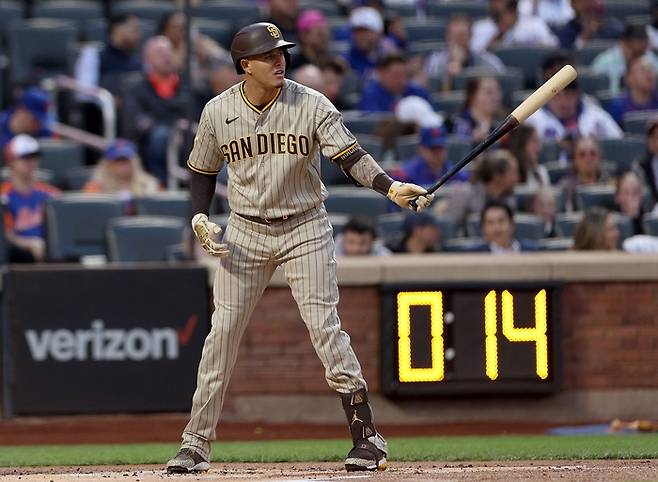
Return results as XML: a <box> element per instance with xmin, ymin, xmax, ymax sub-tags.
<box><xmin>558</xmin><ymin>135</ymin><xmax>612</xmax><ymax>211</ymax></box>
<box><xmin>507</xmin><ymin>124</ymin><xmax>551</xmax><ymax>189</ymax></box>
<box><xmin>453</xmin><ymin>76</ymin><xmax>504</xmax><ymax>145</ymax></box>
<box><xmin>83</xmin><ymin>139</ymin><xmax>160</xmax><ymax>214</ymax></box>
<box><xmin>573</xmin><ymin>207</ymin><xmax>620</xmax><ymax>250</ymax></box>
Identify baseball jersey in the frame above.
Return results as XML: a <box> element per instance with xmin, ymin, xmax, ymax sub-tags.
<box><xmin>1</xmin><ymin>181</ymin><xmax>60</xmax><ymax>237</ymax></box>
<box><xmin>187</xmin><ymin>79</ymin><xmax>361</xmax><ymax>219</ymax></box>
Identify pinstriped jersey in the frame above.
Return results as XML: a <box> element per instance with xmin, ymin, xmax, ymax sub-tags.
<box><xmin>187</xmin><ymin>79</ymin><xmax>359</xmax><ymax>218</ymax></box>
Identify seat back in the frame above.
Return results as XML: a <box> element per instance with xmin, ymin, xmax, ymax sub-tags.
<box><xmin>46</xmin><ymin>193</ymin><xmax>123</xmax><ymax>261</ymax></box>
<box><xmin>134</xmin><ymin>192</ymin><xmax>192</xmax><ymax>220</ymax></box>
<box><xmin>38</xmin><ymin>140</ymin><xmax>85</xmax><ymax>188</ymax></box>
<box><xmin>107</xmin><ymin>215</ymin><xmax>186</xmax><ymax>262</ymax></box>
<box><xmin>325</xmin><ymin>186</ymin><xmax>391</xmax><ymax>217</ymax></box>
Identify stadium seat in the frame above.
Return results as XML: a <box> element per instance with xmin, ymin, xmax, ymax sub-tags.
<box><xmin>32</xmin><ymin>1</ymin><xmax>103</xmax><ymax>35</ymax></box>
<box><xmin>575</xmin><ymin>185</ymin><xmax>616</xmax><ymax>210</ymax></box>
<box><xmin>555</xmin><ymin>212</ymin><xmax>583</xmax><ymax>237</ymax></box>
<box><xmin>65</xmin><ymin>166</ymin><xmax>95</xmax><ymax>191</ymax></box>
<box><xmin>545</xmin><ymin>161</ymin><xmax>570</xmax><ymax>184</ymax></box>
<box><xmin>403</xmin><ymin>19</ymin><xmax>446</xmax><ymax>43</ymax></box>
<box><xmin>598</xmin><ymin>136</ymin><xmax>645</xmax><ymax>174</ymax></box>
<box><xmin>299</xmin><ymin>0</ymin><xmax>341</xmax><ymax>17</ymax></box>
<box><xmin>574</xmin><ymin>40</ymin><xmax>616</xmax><ymax>67</ymax></box>
<box><xmin>189</xmin><ymin>2</ymin><xmax>259</xmax><ymax>29</ymax></box>
<box><xmin>514</xmin><ymin>186</ymin><xmax>565</xmax><ymax>213</ymax></box>
<box><xmin>38</xmin><ymin>140</ymin><xmax>85</xmax><ymax>189</ymax></box>
<box><xmin>622</xmin><ymin>110</ymin><xmax>658</xmax><ymax>136</ymax></box>
<box><xmin>443</xmin><ymin>237</ymin><xmax>485</xmax><ymax>252</ymax></box>
<box><xmin>539</xmin><ymin>140</ymin><xmax>562</xmax><ymax>164</ymax></box>
<box><xmin>427</xmin><ymin>1</ymin><xmax>488</xmax><ymax>19</ymax></box>
<box><xmin>446</xmin><ymin>136</ymin><xmax>471</xmax><ymax>167</ymax></box>
<box><xmin>514</xmin><ymin>214</ymin><xmax>546</xmax><ymax>240</ymax></box>
<box><xmin>537</xmin><ymin>237</ymin><xmax>573</xmax><ymax>251</ymax></box>
<box><xmin>385</xmin><ymin>3</ymin><xmax>418</xmax><ymax>18</ymax></box>
<box><xmin>603</xmin><ymin>0</ymin><xmax>649</xmax><ymax>18</ymax></box>
<box><xmin>328</xmin><ymin>213</ymin><xmax>350</xmax><ymax>236</ymax></box>
<box><xmin>642</xmin><ymin>212</ymin><xmax>658</xmax><ymax>236</ymax></box>
<box><xmin>353</xmin><ymin>133</ymin><xmax>383</xmax><ymax>160</ymax></box>
<box><xmin>343</xmin><ymin>111</ymin><xmax>395</xmax><ymax>135</ymax></box>
<box><xmin>325</xmin><ymin>186</ymin><xmax>392</xmax><ymax>217</ymax></box>
<box><xmin>615</xmin><ymin>213</ymin><xmax>633</xmax><ymax>243</ymax></box>
<box><xmin>465</xmin><ymin>213</ymin><xmax>481</xmax><ymax>237</ymax></box>
<box><xmin>491</xmin><ymin>46</ymin><xmax>559</xmax><ymax>89</ymax></box>
<box><xmin>452</xmin><ymin>67</ymin><xmax>524</xmax><ymax>109</ymax></box>
<box><xmin>376</xmin><ymin>212</ymin><xmax>404</xmax><ymax>246</ymax></box>
<box><xmin>394</xmin><ymin>134</ymin><xmax>419</xmax><ymax>160</ymax></box>
<box><xmin>0</xmin><ymin>1</ymin><xmax>22</xmax><ymax>44</ymax></box>
<box><xmin>112</xmin><ymin>1</ymin><xmax>176</xmax><ymax>22</ymax></box>
<box><xmin>192</xmin><ymin>18</ymin><xmax>234</xmax><ymax>48</ymax></box>
<box><xmin>134</xmin><ymin>192</ymin><xmax>192</xmax><ymax>219</ymax></box>
<box><xmin>1</xmin><ymin>167</ymin><xmax>54</xmax><ymax>185</ymax></box>
<box><xmin>407</xmin><ymin>41</ymin><xmax>446</xmax><ymax>57</ymax></box>
<box><xmin>46</xmin><ymin>193</ymin><xmax>123</xmax><ymax>261</ymax></box>
<box><xmin>107</xmin><ymin>216</ymin><xmax>186</xmax><ymax>262</ymax></box>
<box><xmin>430</xmin><ymin>90</ymin><xmax>466</xmax><ymax>115</ymax></box>
<box><xmin>8</xmin><ymin>19</ymin><xmax>78</xmax><ymax>84</ymax></box>
<box><xmin>577</xmin><ymin>70</ymin><xmax>609</xmax><ymax>96</ymax></box>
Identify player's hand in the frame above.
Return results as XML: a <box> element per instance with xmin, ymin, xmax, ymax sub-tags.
<box><xmin>387</xmin><ymin>181</ymin><xmax>434</xmax><ymax>212</ymax></box>
<box><xmin>191</xmin><ymin>213</ymin><xmax>229</xmax><ymax>257</ymax></box>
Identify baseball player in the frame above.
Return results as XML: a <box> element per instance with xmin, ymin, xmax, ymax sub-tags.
<box><xmin>166</xmin><ymin>22</ymin><xmax>434</xmax><ymax>474</ymax></box>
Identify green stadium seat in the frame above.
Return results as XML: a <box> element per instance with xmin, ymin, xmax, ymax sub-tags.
<box><xmin>107</xmin><ymin>216</ymin><xmax>185</xmax><ymax>262</ymax></box>
<box><xmin>135</xmin><ymin>192</ymin><xmax>192</xmax><ymax>219</ymax></box>
<box><xmin>38</xmin><ymin>140</ymin><xmax>85</xmax><ymax>189</ymax></box>
<box><xmin>574</xmin><ymin>40</ymin><xmax>615</xmax><ymax>67</ymax></box>
<box><xmin>112</xmin><ymin>1</ymin><xmax>176</xmax><ymax>22</ymax></box>
<box><xmin>427</xmin><ymin>1</ymin><xmax>488</xmax><ymax>19</ymax></box>
<box><xmin>622</xmin><ymin>110</ymin><xmax>658</xmax><ymax>136</ymax></box>
<box><xmin>555</xmin><ymin>211</ymin><xmax>583</xmax><ymax>237</ymax></box>
<box><xmin>492</xmin><ymin>46</ymin><xmax>561</xmax><ymax>89</ymax></box>
<box><xmin>325</xmin><ymin>186</ymin><xmax>392</xmax><ymax>217</ymax></box>
<box><xmin>575</xmin><ymin>185</ymin><xmax>616</xmax><ymax>210</ymax></box>
<box><xmin>642</xmin><ymin>212</ymin><xmax>658</xmax><ymax>236</ymax></box>
<box><xmin>403</xmin><ymin>19</ymin><xmax>445</xmax><ymax>43</ymax></box>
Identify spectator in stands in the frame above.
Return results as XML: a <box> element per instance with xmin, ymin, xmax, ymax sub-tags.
<box><xmin>391</xmin><ymin>211</ymin><xmax>441</xmax><ymax>254</ymax></box>
<box><xmin>292</xmin><ymin>64</ymin><xmax>325</xmax><ymax>92</ymax></box>
<box><xmin>319</xmin><ymin>57</ymin><xmax>351</xmax><ymax>111</ymax></box>
<box><xmin>1</xmin><ymin>135</ymin><xmax>60</xmax><ymax>262</ymax></box>
<box><xmin>507</xmin><ymin>124</ymin><xmax>550</xmax><ymax>188</ymax></box>
<box><xmin>526</xmin><ymin>59</ymin><xmax>622</xmax><ymax>142</ymax></box>
<box><xmin>633</xmin><ymin>115</ymin><xmax>658</xmax><ymax>207</ymax></box>
<box><xmin>157</xmin><ymin>12</ymin><xmax>230</xmax><ymax>92</ymax></box>
<box><xmin>573</xmin><ymin>206</ymin><xmax>619</xmax><ymax>250</ymax></box>
<box><xmin>334</xmin><ymin>217</ymin><xmax>391</xmax><ymax>256</ymax></box>
<box><xmin>518</xmin><ymin>0</ymin><xmax>574</xmax><ymax>28</ymax></box>
<box><xmin>648</xmin><ymin>0</ymin><xmax>658</xmax><ymax>51</ymax></box>
<box><xmin>591</xmin><ymin>23</ymin><xmax>658</xmax><ymax>97</ymax></box>
<box><xmin>454</xmin><ymin>76</ymin><xmax>505</xmax><ymax>144</ymax></box>
<box><xmin>614</xmin><ymin>171</ymin><xmax>647</xmax><ymax>236</ymax></box>
<box><xmin>83</xmin><ymin>139</ymin><xmax>160</xmax><ymax>214</ymax></box>
<box><xmin>529</xmin><ymin>187</ymin><xmax>559</xmax><ymax>237</ymax></box>
<box><xmin>436</xmin><ymin>149</ymin><xmax>519</xmax><ymax>231</ymax></box>
<box><xmin>605</xmin><ymin>57</ymin><xmax>658</xmax><ymax>128</ymax></box>
<box><xmin>358</xmin><ymin>53</ymin><xmax>431</xmax><ymax>112</ymax></box>
<box><xmin>557</xmin><ymin>0</ymin><xmax>623</xmax><ymax>49</ymax></box>
<box><xmin>469</xmin><ymin>200</ymin><xmax>540</xmax><ymax>253</ymax></box>
<box><xmin>424</xmin><ymin>14</ymin><xmax>504</xmax><ymax>92</ymax></box>
<box><xmin>0</xmin><ymin>88</ymin><xmax>53</xmax><ymax>149</ymax></box>
<box><xmin>471</xmin><ymin>0</ymin><xmax>558</xmax><ymax>54</ymax></box>
<box><xmin>391</xmin><ymin>125</ymin><xmax>468</xmax><ymax>188</ymax></box>
<box><xmin>264</xmin><ymin>0</ymin><xmax>301</xmax><ymax>44</ymax></box>
<box><xmin>290</xmin><ymin>9</ymin><xmax>331</xmax><ymax>70</ymax></box>
<box><xmin>123</xmin><ymin>36</ymin><xmax>189</xmax><ymax>186</ymax></box>
<box><xmin>558</xmin><ymin>136</ymin><xmax>612</xmax><ymax>211</ymax></box>
<box><xmin>345</xmin><ymin>7</ymin><xmax>397</xmax><ymax>84</ymax></box>
<box><xmin>74</xmin><ymin>14</ymin><xmax>143</xmax><ymax>96</ymax></box>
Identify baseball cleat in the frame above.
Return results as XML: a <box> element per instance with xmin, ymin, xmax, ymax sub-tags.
<box><xmin>344</xmin><ymin>433</ymin><xmax>388</xmax><ymax>472</ymax></box>
<box><xmin>166</xmin><ymin>448</ymin><xmax>210</xmax><ymax>473</ymax></box>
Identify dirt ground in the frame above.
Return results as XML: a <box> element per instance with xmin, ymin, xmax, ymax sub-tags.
<box><xmin>0</xmin><ymin>460</ymin><xmax>656</xmax><ymax>482</ymax></box>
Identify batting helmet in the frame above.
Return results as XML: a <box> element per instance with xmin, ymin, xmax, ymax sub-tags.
<box><xmin>231</xmin><ymin>23</ymin><xmax>296</xmax><ymax>74</ymax></box>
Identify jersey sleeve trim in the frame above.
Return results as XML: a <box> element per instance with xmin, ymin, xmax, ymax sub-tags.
<box><xmin>187</xmin><ymin>161</ymin><xmax>220</xmax><ymax>176</ymax></box>
<box><xmin>330</xmin><ymin>142</ymin><xmax>360</xmax><ymax>162</ymax></box>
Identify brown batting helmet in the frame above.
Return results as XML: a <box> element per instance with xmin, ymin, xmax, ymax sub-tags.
<box><xmin>231</xmin><ymin>22</ymin><xmax>296</xmax><ymax>74</ymax></box>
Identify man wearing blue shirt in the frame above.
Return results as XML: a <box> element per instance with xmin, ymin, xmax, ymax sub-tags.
<box><xmin>392</xmin><ymin>126</ymin><xmax>469</xmax><ymax>188</ymax></box>
<box><xmin>358</xmin><ymin>53</ymin><xmax>431</xmax><ymax>113</ymax></box>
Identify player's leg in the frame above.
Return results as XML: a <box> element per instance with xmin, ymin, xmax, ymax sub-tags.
<box><xmin>278</xmin><ymin>208</ymin><xmax>387</xmax><ymax>472</ymax></box>
<box><xmin>167</xmin><ymin>216</ymin><xmax>276</xmax><ymax>472</ymax></box>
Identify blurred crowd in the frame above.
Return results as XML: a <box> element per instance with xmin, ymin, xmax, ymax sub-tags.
<box><xmin>2</xmin><ymin>0</ymin><xmax>658</xmax><ymax>263</ymax></box>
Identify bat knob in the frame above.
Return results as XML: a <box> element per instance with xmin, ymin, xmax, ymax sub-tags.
<box><xmin>409</xmin><ymin>199</ymin><xmax>419</xmax><ymax>212</ymax></box>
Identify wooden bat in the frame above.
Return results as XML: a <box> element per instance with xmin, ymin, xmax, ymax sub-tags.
<box><xmin>410</xmin><ymin>64</ymin><xmax>578</xmax><ymax>211</ymax></box>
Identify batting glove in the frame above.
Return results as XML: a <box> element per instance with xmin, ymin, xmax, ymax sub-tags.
<box><xmin>191</xmin><ymin>213</ymin><xmax>229</xmax><ymax>257</ymax></box>
<box><xmin>387</xmin><ymin>181</ymin><xmax>435</xmax><ymax>212</ymax></box>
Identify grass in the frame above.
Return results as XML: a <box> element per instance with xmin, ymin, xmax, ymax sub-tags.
<box><xmin>0</xmin><ymin>435</ymin><xmax>657</xmax><ymax>467</ymax></box>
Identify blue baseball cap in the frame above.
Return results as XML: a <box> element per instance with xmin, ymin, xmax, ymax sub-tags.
<box><xmin>19</xmin><ymin>88</ymin><xmax>52</xmax><ymax>127</ymax></box>
<box><xmin>402</xmin><ymin>211</ymin><xmax>439</xmax><ymax>233</ymax></box>
<box><xmin>420</xmin><ymin>126</ymin><xmax>446</xmax><ymax>148</ymax></box>
<box><xmin>104</xmin><ymin>139</ymin><xmax>137</xmax><ymax>160</ymax></box>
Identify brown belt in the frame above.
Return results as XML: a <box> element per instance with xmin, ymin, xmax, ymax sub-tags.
<box><xmin>235</xmin><ymin>212</ymin><xmax>293</xmax><ymax>225</ymax></box>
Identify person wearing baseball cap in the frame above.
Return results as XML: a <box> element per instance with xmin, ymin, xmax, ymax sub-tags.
<box><xmin>391</xmin><ymin>211</ymin><xmax>441</xmax><ymax>253</ymax></box>
<box><xmin>83</xmin><ymin>139</ymin><xmax>160</xmax><ymax>213</ymax></box>
<box><xmin>390</xmin><ymin>125</ymin><xmax>469</xmax><ymax>188</ymax></box>
<box><xmin>1</xmin><ymin>134</ymin><xmax>60</xmax><ymax>262</ymax></box>
<box><xmin>0</xmin><ymin>88</ymin><xmax>54</xmax><ymax>148</ymax></box>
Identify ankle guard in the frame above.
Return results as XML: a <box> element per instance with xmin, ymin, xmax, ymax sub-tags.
<box><xmin>340</xmin><ymin>388</ymin><xmax>377</xmax><ymax>444</ymax></box>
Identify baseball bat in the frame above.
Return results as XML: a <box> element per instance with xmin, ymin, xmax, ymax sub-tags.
<box><xmin>410</xmin><ymin>64</ymin><xmax>578</xmax><ymax>211</ymax></box>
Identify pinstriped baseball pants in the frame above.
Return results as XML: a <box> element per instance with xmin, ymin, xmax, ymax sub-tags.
<box><xmin>181</xmin><ymin>206</ymin><xmax>367</xmax><ymax>459</ymax></box>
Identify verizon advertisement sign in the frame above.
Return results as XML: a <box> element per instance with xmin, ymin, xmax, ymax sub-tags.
<box><xmin>2</xmin><ymin>266</ymin><xmax>209</xmax><ymax>416</ymax></box>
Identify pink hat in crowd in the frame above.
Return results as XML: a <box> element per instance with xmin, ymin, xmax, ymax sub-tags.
<box><xmin>297</xmin><ymin>9</ymin><xmax>327</xmax><ymax>35</ymax></box>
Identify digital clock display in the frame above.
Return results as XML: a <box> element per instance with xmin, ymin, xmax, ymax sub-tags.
<box><xmin>380</xmin><ymin>283</ymin><xmax>561</xmax><ymax>396</ymax></box>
